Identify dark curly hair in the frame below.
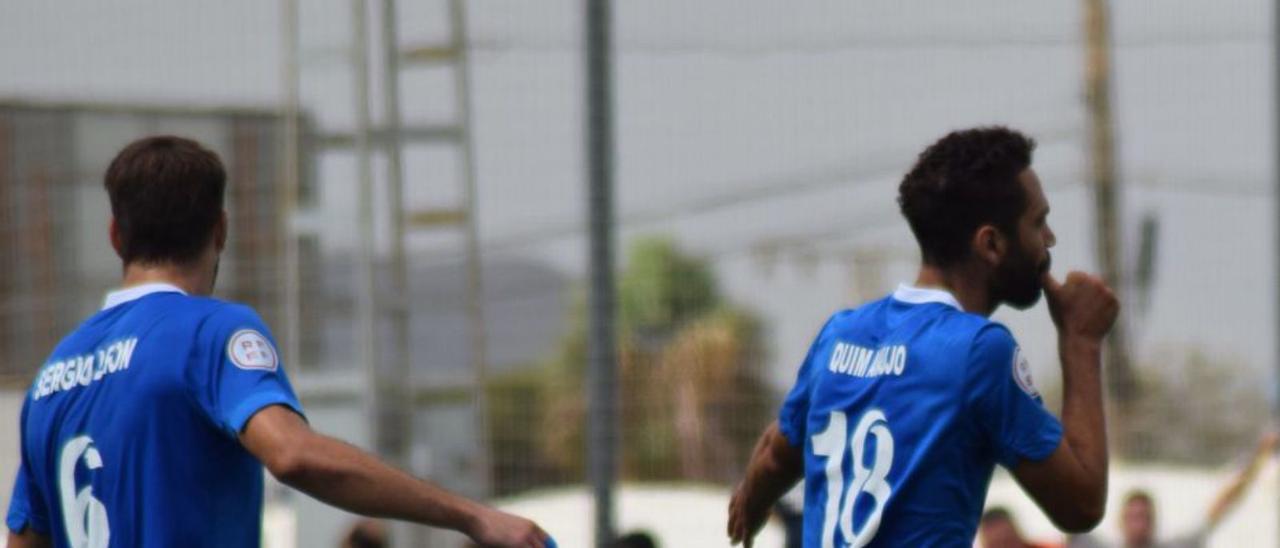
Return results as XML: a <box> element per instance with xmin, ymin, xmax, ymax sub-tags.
<box><xmin>897</xmin><ymin>126</ymin><xmax>1036</xmax><ymax>266</ymax></box>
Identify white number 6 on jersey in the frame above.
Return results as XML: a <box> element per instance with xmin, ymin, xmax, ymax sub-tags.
<box><xmin>58</xmin><ymin>435</ymin><xmax>110</xmax><ymax>548</ymax></box>
<box><xmin>812</xmin><ymin>409</ymin><xmax>895</xmax><ymax>548</ymax></box>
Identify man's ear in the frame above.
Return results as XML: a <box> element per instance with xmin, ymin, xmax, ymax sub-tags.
<box><xmin>971</xmin><ymin>224</ymin><xmax>1007</xmax><ymax>266</ymax></box>
<box><xmin>109</xmin><ymin>218</ymin><xmax>125</xmax><ymax>259</ymax></box>
<box><xmin>214</xmin><ymin>210</ymin><xmax>228</xmax><ymax>252</ymax></box>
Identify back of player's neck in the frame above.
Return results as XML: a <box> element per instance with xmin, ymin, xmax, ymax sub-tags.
<box><xmin>120</xmin><ymin>262</ymin><xmax>205</xmax><ymax>296</ymax></box>
<box><xmin>913</xmin><ymin>264</ymin><xmax>995</xmax><ymax>316</ymax></box>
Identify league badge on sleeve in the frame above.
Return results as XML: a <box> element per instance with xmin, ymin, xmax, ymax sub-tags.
<box><xmin>1011</xmin><ymin>347</ymin><xmax>1041</xmax><ymax>401</ymax></box>
<box><xmin>228</xmin><ymin>329</ymin><xmax>279</xmax><ymax>372</ymax></box>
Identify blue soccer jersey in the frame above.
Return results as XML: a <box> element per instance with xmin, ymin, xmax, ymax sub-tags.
<box><xmin>6</xmin><ymin>283</ymin><xmax>304</xmax><ymax>547</ymax></box>
<box><xmin>779</xmin><ymin>285</ymin><xmax>1063</xmax><ymax>547</ymax></box>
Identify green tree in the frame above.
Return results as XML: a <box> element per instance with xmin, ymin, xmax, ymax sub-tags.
<box><xmin>486</xmin><ymin>237</ymin><xmax>773</xmax><ymax>494</ymax></box>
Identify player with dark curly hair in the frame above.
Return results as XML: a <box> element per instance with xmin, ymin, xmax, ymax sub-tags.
<box><xmin>728</xmin><ymin>126</ymin><xmax>1118</xmax><ymax>546</ymax></box>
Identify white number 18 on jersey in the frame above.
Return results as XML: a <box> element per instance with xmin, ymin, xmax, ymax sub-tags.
<box><xmin>811</xmin><ymin>409</ymin><xmax>895</xmax><ymax>548</ymax></box>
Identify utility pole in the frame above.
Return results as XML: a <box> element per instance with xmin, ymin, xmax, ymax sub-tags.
<box><xmin>349</xmin><ymin>0</ymin><xmax>383</xmax><ymax>471</ymax></box>
<box><xmin>447</xmin><ymin>0</ymin><xmax>495</xmax><ymax>501</ymax></box>
<box><xmin>279</xmin><ymin>0</ymin><xmax>301</xmax><ymax>374</ymax></box>
<box><xmin>585</xmin><ymin>0</ymin><xmax>618</xmax><ymax>545</ymax></box>
<box><xmin>1084</xmin><ymin>0</ymin><xmax>1138</xmax><ymax>445</ymax></box>
<box><xmin>378</xmin><ymin>1</ymin><xmax>415</xmax><ymax>545</ymax></box>
<box><xmin>1271</xmin><ymin>0</ymin><xmax>1280</xmax><ymax>543</ymax></box>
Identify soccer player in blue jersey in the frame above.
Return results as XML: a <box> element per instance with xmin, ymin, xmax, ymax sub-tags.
<box><xmin>6</xmin><ymin>136</ymin><xmax>552</xmax><ymax>548</ymax></box>
<box><xmin>728</xmin><ymin>127</ymin><xmax>1119</xmax><ymax>547</ymax></box>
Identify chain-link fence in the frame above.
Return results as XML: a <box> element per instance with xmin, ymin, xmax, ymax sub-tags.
<box><xmin>0</xmin><ymin>102</ymin><xmax>288</xmax><ymax>384</ymax></box>
<box><xmin>2</xmin><ymin>1</ymin><xmax>1278</xmax><ymax>547</ymax></box>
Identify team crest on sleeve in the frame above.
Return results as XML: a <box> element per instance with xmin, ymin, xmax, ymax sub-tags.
<box><xmin>228</xmin><ymin>329</ymin><xmax>278</xmax><ymax>372</ymax></box>
<box><xmin>1011</xmin><ymin>347</ymin><xmax>1041</xmax><ymax>400</ymax></box>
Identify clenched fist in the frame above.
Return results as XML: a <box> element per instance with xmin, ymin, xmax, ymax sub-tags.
<box><xmin>1042</xmin><ymin>271</ymin><xmax>1119</xmax><ymax>342</ymax></box>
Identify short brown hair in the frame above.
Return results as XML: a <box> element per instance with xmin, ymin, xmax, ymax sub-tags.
<box><xmin>104</xmin><ymin>135</ymin><xmax>226</xmax><ymax>265</ymax></box>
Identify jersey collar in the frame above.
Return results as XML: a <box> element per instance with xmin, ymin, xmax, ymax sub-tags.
<box><xmin>892</xmin><ymin>283</ymin><xmax>963</xmax><ymax>311</ymax></box>
<box><xmin>102</xmin><ymin>283</ymin><xmax>188</xmax><ymax>310</ymax></box>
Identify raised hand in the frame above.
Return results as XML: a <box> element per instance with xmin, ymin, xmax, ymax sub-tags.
<box><xmin>1042</xmin><ymin>271</ymin><xmax>1119</xmax><ymax>342</ymax></box>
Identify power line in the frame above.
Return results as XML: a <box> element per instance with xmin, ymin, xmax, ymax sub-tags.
<box><xmin>1129</xmin><ymin>174</ymin><xmax>1270</xmax><ymax>197</ymax></box>
<box><xmin>404</xmin><ymin>131</ymin><xmax>1269</xmax><ymax>275</ymax></box>
<box><xmin>311</xmin><ymin>167</ymin><xmax>1274</xmax><ymax>317</ymax></box>
<box><xmin>465</xmin><ymin>33</ymin><xmax>1268</xmax><ymax>58</ymax></box>
<box><xmin>430</xmin><ymin>124</ymin><xmax>1084</xmax><ymax>257</ymax></box>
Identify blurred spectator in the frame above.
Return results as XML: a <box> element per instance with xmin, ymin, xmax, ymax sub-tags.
<box><xmin>611</xmin><ymin>531</ymin><xmax>658</xmax><ymax>548</ymax></box>
<box><xmin>338</xmin><ymin>518</ymin><xmax>386</xmax><ymax>548</ymax></box>
<box><xmin>1070</xmin><ymin>431</ymin><xmax>1278</xmax><ymax>548</ymax></box>
<box><xmin>979</xmin><ymin>506</ymin><xmax>1062</xmax><ymax>548</ymax></box>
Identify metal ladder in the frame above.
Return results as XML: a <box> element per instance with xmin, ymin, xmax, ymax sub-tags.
<box><xmin>283</xmin><ymin>0</ymin><xmax>488</xmax><ymax>545</ymax></box>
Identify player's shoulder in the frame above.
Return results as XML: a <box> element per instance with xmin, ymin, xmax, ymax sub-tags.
<box><xmin>814</xmin><ymin>304</ymin><xmax>872</xmax><ymax>345</ymax></box>
<box><xmin>963</xmin><ymin>320</ymin><xmax>1020</xmax><ymax>379</ymax></box>
<box><xmin>908</xmin><ymin>303</ymin><xmax>1017</xmax><ymax>370</ymax></box>
<box><xmin>175</xmin><ymin>296</ymin><xmax>270</xmax><ymax>334</ymax></box>
<box><xmin>821</xmin><ymin>307</ymin><xmax>860</xmax><ymax>331</ymax></box>
<box><xmin>822</xmin><ymin>294</ymin><xmax>896</xmax><ymax>330</ymax></box>
<box><xmin>184</xmin><ymin>298</ymin><xmax>279</xmax><ymax>368</ymax></box>
<box><xmin>919</xmin><ymin>301</ymin><xmax>1012</xmax><ymax>346</ymax></box>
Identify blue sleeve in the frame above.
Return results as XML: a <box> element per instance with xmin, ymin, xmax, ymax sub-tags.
<box><xmin>6</xmin><ymin>399</ymin><xmax>50</xmax><ymax>535</ymax></box>
<box><xmin>778</xmin><ymin>316</ymin><xmax>835</xmax><ymax>447</ymax></box>
<box><xmin>190</xmin><ymin>304</ymin><xmax>306</xmax><ymax>438</ymax></box>
<box><xmin>964</xmin><ymin>324</ymin><xmax>1062</xmax><ymax>468</ymax></box>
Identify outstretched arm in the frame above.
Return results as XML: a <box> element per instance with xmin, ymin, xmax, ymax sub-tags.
<box><xmin>241</xmin><ymin>405</ymin><xmax>550</xmax><ymax>548</ymax></box>
<box><xmin>728</xmin><ymin>422</ymin><xmax>804</xmax><ymax>547</ymax></box>
<box><xmin>1204</xmin><ymin>431</ymin><xmax>1279</xmax><ymax>529</ymax></box>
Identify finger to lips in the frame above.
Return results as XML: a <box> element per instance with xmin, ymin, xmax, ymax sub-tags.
<box><xmin>1042</xmin><ymin>271</ymin><xmax>1063</xmax><ymax>295</ymax></box>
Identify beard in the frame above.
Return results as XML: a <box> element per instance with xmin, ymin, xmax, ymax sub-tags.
<box><xmin>993</xmin><ymin>247</ymin><xmax>1050</xmax><ymax>310</ymax></box>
